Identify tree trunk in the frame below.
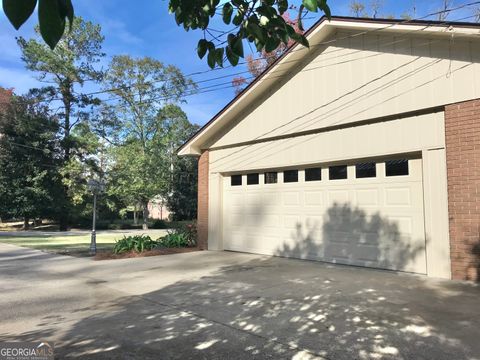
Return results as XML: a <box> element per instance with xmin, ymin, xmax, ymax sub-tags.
<box><xmin>59</xmin><ymin>84</ymin><xmax>72</xmax><ymax>232</ymax></box>
<box><xmin>23</xmin><ymin>217</ymin><xmax>29</xmax><ymax>230</ymax></box>
<box><xmin>142</xmin><ymin>201</ymin><xmax>149</xmax><ymax>230</ymax></box>
<box><xmin>133</xmin><ymin>209</ymin><xmax>138</xmax><ymax>226</ymax></box>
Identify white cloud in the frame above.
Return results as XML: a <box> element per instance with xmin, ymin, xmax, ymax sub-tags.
<box><xmin>0</xmin><ymin>66</ymin><xmax>41</xmax><ymax>94</ymax></box>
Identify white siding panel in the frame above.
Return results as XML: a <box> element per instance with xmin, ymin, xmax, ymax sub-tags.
<box><xmin>210</xmin><ymin>111</ymin><xmax>445</xmax><ymax>174</ymax></box>
<box><xmin>211</xmin><ymin>32</ymin><xmax>478</xmax><ymax>148</ymax></box>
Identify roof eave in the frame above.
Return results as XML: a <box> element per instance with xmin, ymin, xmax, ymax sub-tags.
<box><xmin>178</xmin><ymin>16</ymin><xmax>480</xmax><ymax>156</ymax></box>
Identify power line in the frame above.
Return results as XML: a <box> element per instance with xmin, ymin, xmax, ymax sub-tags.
<box><xmin>18</xmin><ymin>1</ymin><xmax>480</xmax><ymax>107</ymax></box>
<box><xmin>91</xmin><ymin>12</ymin><xmax>479</xmax><ymax>108</ymax></box>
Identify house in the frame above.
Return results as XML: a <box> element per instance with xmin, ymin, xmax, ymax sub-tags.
<box><xmin>148</xmin><ymin>197</ymin><xmax>171</xmax><ymax>221</ymax></box>
<box><xmin>178</xmin><ymin>16</ymin><xmax>480</xmax><ymax>281</ymax></box>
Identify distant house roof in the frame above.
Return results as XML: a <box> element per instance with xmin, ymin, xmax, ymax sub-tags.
<box><xmin>178</xmin><ymin>16</ymin><xmax>480</xmax><ymax>156</ymax></box>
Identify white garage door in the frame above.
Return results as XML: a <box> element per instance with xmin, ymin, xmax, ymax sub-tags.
<box><xmin>222</xmin><ymin>157</ymin><xmax>427</xmax><ymax>274</ymax></box>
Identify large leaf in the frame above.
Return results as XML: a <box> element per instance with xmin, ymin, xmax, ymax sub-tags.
<box><xmin>303</xmin><ymin>0</ymin><xmax>318</xmax><ymax>12</ymax></box>
<box><xmin>3</xmin><ymin>0</ymin><xmax>37</xmax><ymax>30</ymax></box>
<box><xmin>58</xmin><ymin>0</ymin><xmax>75</xmax><ymax>31</ymax></box>
<box><xmin>38</xmin><ymin>0</ymin><xmax>66</xmax><ymax>49</ymax></box>
<box><xmin>226</xmin><ymin>46</ymin><xmax>239</xmax><ymax>66</ymax></box>
<box><xmin>222</xmin><ymin>3</ymin><xmax>233</xmax><ymax>24</ymax></box>
<box><xmin>197</xmin><ymin>39</ymin><xmax>208</xmax><ymax>59</ymax></box>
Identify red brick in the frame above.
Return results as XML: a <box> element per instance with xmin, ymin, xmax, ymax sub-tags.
<box><xmin>445</xmin><ymin>99</ymin><xmax>480</xmax><ymax>282</ymax></box>
<box><xmin>197</xmin><ymin>151</ymin><xmax>209</xmax><ymax>250</ymax></box>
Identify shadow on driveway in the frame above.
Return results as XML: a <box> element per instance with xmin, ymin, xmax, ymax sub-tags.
<box><xmin>1</xmin><ymin>249</ymin><xmax>479</xmax><ymax>360</ymax></box>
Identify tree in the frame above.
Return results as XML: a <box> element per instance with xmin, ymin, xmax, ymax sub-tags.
<box><xmin>0</xmin><ymin>88</ymin><xmax>14</xmax><ymax>114</ymax></box>
<box><xmin>438</xmin><ymin>0</ymin><xmax>453</xmax><ymax>21</ymax></box>
<box><xmin>153</xmin><ymin>105</ymin><xmax>200</xmax><ymax>220</ymax></box>
<box><xmin>232</xmin><ymin>13</ymin><xmax>303</xmax><ymax>95</ymax></box>
<box><xmin>350</xmin><ymin>1</ymin><xmax>367</xmax><ymax>17</ymax></box>
<box><xmin>2</xmin><ymin>0</ymin><xmax>330</xmax><ymax>69</ymax></box>
<box><xmin>474</xmin><ymin>7</ymin><xmax>480</xmax><ymax>22</ymax></box>
<box><xmin>0</xmin><ymin>93</ymin><xmax>62</xmax><ymax>228</ymax></box>
<box><xmin>17</xmin><ymin>16</ymin><xmax>105</xmax><ymax>229</ymax></box>
<box><xmin>370</xmin><ymin>0</ymin><xmax>383</xmax><ymax>18</ymax></box>
<box><xmin>104</xmin><ymin>56</ymin><xmax>195</xmax><ymax>229</ymax></box>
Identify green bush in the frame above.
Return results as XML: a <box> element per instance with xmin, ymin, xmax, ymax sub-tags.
<box><xmin>158</xmin><ymin>222</ymin><xmax>197</xmax><ymax>248</ymax></box>
<box><xmin>113</xmin><ymin>235</ymin><xmax>158</xmax><ymax>254</ymax></box>
<box><xmin>150</xmin><ymin>219</ymin><xmax>168</xmax><ymax>229</ymax></box>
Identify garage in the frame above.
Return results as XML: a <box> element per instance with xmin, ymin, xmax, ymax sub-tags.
<box><xmin>178</xmin><ymin>17</ymin><xmax>480</xmax><ymax>280</ymax></box>
<box><xmin>223</xmin><ymin>156</ymin><xmax>427</xmax><ymax>274</ymax></box>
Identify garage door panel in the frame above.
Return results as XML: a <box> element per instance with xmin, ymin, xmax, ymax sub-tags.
<box><xmin>283</xmin><ymin>192</ymin><xmax>301</xmax><ymax>205</ymax></box>
<box><xmin>304</xmin><ymin>191</ymin><xmax>324</xmax><ymax>206</ymax></box>
<box><xmin>356</xmin><ymin>189</ymin><xmax>380</xmax><ymax>206</ymax></box>
<box><xmin>384</xmin><ymin>187</ymin><xmax>412</xmax><ymax>206</ymax></box>
<box><xmin>223</xmin><ymin>157</ymin><xmax>427</xmax><ymax>274</ymax></box>
<box><xmin>327</xmin><ymin>190</ymin><xmax>350</xmax><ymax>205</ymax></box>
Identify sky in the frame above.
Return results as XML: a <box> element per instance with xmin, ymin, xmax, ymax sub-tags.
<box><xmin>0</xmin><ymin>0</ymin><xmax>476</xmax><ymax>126</ymax></box>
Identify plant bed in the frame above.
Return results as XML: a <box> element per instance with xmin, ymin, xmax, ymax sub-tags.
<box><xmin>93</xmin><ymin>246</ymin><xmax>200</xmax><ymax>260</ymax></box>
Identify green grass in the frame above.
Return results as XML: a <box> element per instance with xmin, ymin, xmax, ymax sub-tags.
<box><xmin>0</xmin><ymin>230</ymin><xmax>168</xmax><ymax>257</ymax></box>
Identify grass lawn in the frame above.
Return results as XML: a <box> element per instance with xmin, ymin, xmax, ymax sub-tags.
<box><xmin>0</xmin><ymin>230</ymin><xmax>168</xmax><ymax>257</ymax></box>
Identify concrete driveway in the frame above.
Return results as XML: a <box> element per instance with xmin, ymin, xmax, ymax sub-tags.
<box><xmin>0</xmin><ymin>243</ymin><xmax>479</xmax><ymax>360</ymax></box>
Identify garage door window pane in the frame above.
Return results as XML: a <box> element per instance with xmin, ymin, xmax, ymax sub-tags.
<box><xmin>247</xmin><ymin>173</ymin><xmax>259</xmax><ymax>185</ymax></box>
<box><xmin>305</xmin><ymin>168</ymin><xmax>322</xmax><ymax>181</ymax></box>
<box><xmin>329</xmin><ymin>165</ymin><xmax>347</xmax><ymax>180</ymax></box>
<box><xmin>265</xmin><ymin>172</ymin><xmax>278</xmax><ymax>184</ymax></box>
<box><xmin>231</xmin><ymin>175</ymin><xmax>242</xmax><ymax>186</ymax></box>
<box><xmin>356</xmin><ymin>162</ymin><xmax>376</xmax><ymax>178</ymax></box>
<box><xmin>284</xmin><ymin>170</ymin><xmax>298</xmax><ymax>183</ymax></box>
<box><xmin>386</xmin><ymin>159</ymin><xmax>409</xmax><ymax>176</ymax></box>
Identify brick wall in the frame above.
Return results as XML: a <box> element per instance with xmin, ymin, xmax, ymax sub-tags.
<box><xmin>445</xmin><ymin>99</ymin><xmax>480</xmax><ymax>281</ymax></box>
<box><xmin>197</xmin><ymin>151</ymin><xmax>209</xmax><ymax>250</ymax></box>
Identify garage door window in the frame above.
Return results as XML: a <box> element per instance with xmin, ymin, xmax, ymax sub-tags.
<box><xmin>329</xmin><ymin>165</ymin><xmax>347</xmax><ymax>180</ymax></box>
<box><xmin>247</xmin><ymin>173</ymin><xmax>260</xmax><ymax>185</ymax></box>
<box><xmin>356</xmin><ymin>162</ymin><xmax>376</xmax><ymax>178</ymax></box>
<box><xmin>386</xmin><ymin>159</ymin><xmax>409</xmax><ymax>177</ymax></box>
<box><xmin>284</xmin><ymin>170</ymin><xmax>298</xmax><ymax>183</ymax></box>
<box><xmin>231</xmin><ymin>175</ymin><xmax>242</xmax><ymax>186</ymax></box>
<box><xmin>305</xmin><ymin>167</ymin><xmax>322</xmax><ymax>181</ymax></box>
<box><xmin>265</xmin><ymin>172</ymin><xmax>278</xmax><ymax>184</ymax></box>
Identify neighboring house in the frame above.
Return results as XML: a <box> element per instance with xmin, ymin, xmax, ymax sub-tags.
<box><xmin>179</xmin><ymin>16</ymin><xmax>480</xmax><ymax>281</ymax></box>
<box><xmin>148</xmin><ymin>197</ymin><xmax>171</xmax><ymax>221</ymax></box>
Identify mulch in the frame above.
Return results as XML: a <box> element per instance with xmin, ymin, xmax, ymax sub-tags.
<box><xmin>93</xmin><ymin>247</ymin><xmax>200</xmax><ymax>261</ymax></box>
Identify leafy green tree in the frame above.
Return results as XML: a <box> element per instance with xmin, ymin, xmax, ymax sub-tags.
<box><xmin>17</xmin><ymin>16</ymin><xmax>105</xmax><ymax>229</ymax></box>
<box><xmin>2</xmin><ymin>0</ymin><xmax>330</xmax><ymax>68</ymax></box>
<box><xmin>0</xmin><ymin>93</ymin><xmax>62</xmax><ymax>228</ymax></box>
<box><xmin>104</xmin><ymin>56</ymin><xmax>195</xmax><ymax>229</ymax></box>
<box><xmin>153</xmin><ymin>105</ymin><xmax>199</xmax><ymax>220</ymax></box>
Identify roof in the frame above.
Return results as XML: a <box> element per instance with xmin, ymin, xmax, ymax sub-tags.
<box><xmin>178</xmin><ymin>16</ymin><xmax>480</xmax><ymax>156</ymax></box>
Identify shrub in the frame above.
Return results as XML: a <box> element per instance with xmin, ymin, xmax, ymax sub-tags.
<box><xmin>150</xmin><ymin>219</ymin><xmax>168</xmax><ymax>229</ymax></box>
<box><xmin>158</xmin><ymin>222</ymin><xmax>197</xmax><ymax>248</ymax></box>
<box><xmin>113</xmin><ymin>235</ymin><xmax>158</xmax><ymax>254</ymax></box>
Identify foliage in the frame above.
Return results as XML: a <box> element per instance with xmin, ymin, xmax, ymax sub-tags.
<box><xmin>2</xmin><ymin>0</ymin><xmax>331</xmax><ymax>68</ymax></box>
<box><xmin>153</xmin><ymin>105</ymin><xmax>200</xmax><ymax>221</ymax></box>
<box><xmin>17</xmin><ymin>16</ymin><xmax>105</xmax><ymax>230</ymax></box>
<box><xmin>3</xmin><ymin>0</ymin><xmax>74</xmax><ymax>49</ymax></box>
<box><xmin>158</xmin><ymin>222</ymin><xmax>197</xmax><ymax>248</ymax></box>
<box><xmin>232</xmin><ymin>12</ymin><xmax>304</xmax><ymax>94</ymax></box>
<box><xmin>104</xmin><ymin>58</ymin><xmax>195</xmax><ymax>229</ymax></box>
<box><xmin>167</xmin><ymin>156</ymin><xmax>198</xmax><ymax>221</ymax></box>
<box><xmin>113</xmin><ymin>235</ymin><xmax>158</xmax><ymax>254</ymax></box>
<box><xmin>0</xmin><ymin>93</ymin><xmax>63</xmax><ymax>224</ymax></box>
<box><xmin>150</xmin><ymin>219</ymin><xmax>169</xmax><ymax>229</ymax></box>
